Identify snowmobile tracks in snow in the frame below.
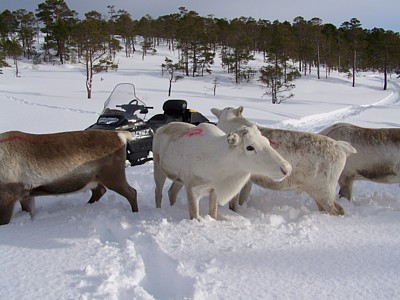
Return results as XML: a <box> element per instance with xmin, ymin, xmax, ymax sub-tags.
<box><xmin>277</xmin><ymin>80</ymin><xmax>400</xmax><ymax>133</ymax></box>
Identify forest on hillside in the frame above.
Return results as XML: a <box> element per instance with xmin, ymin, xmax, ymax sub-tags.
<box><xmin>1</xmin><ymin>0</ymin><xmax>399</xmax><ymax>101</ymax></box>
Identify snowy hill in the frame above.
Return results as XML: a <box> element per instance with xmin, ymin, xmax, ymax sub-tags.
<box><xmin>0</xmin><ymin>47</ymin><xmax>400</xmax><ymax>300</ymax></box>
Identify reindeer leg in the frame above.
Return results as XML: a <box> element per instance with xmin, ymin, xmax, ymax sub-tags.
<box><xmin>0</xmin><ymin>184</ymin><xmax>26</xmax><ymax>225</ymax></box>
<box><xmin>101</xmin><ymin>171</ymin><xmax>138</xmax><ymax>213</ymax></box>
<box><xmin>153</xmin><ymin>154</ymin><xmax>166</xmax><ymax>208</ymax></box>
<box><xmin>168</xmin><ymin>181</ymin><xmax>183</xmax><ymax>206</ymax></box>
<box><xmin>0</xmin><ymin>193</ymin><xmax>18</xmax><ymax>225</ymax></box>
<box><xmin>109</xmin><ymin>182</ymin><xmax>138</xmax><ymax>213</ymax></box>
<box><xmin>209</xmin><ymin>189</ymin><xmax>218</xmax><ymax>219</ymax></box>
<box><xmin>186</xmin><ymin>186</ymin><xmax>200</xmax><ymax>220</ymax></box>
<box><xmin>20</xmin><ymin>196</ymin><xmax>35</xmax><ymax>216</ymax></box>
<box><xmin>239</xmin><ymin>181</ymin><xmax>253</xmax><ymax>205</ymax></box>
<box><xmin>308</xmin><ymin>188</ymin><xmax>344</xmax><ymax>216</ymax></box>
<box><xmin>88</xmin><ymin>184</ymin><xmax>107</xmax><ymax>204</ymax></box>
<box><xmin>338</xmin><ymin>175</ymin><xmax>354</xmax><ymax>201</ymax></box>
<box><xmin>229</xmin><ymin>193</ymin><xmax>239</xmax><ymax>212</ymax></box>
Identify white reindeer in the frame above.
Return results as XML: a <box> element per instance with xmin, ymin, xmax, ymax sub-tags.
<box><xmin>211</xmin><ymin>107</ymin><xmax>357</xmax><ymax>215</ymax></box>
<box><xmin>152</xmin><ymin>122</ymin><xmax>292</xmax><ymax>220</ymax></box>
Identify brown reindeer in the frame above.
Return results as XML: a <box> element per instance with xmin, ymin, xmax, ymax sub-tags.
<box><xmin>0</xmin><ymin>130</ymin><xmax>138</xmax><ymax>225</ymax></box>
<box><xmin>320</xmin><ymin>122</ymin><xmax>400</xmax><ymax>200</ymax></box>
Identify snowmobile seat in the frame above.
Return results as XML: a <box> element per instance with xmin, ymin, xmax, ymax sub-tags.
<box><xmin>162</xmin><ymin>99</ymin><xmax>189</xmax><ymax>122</ymax></box>
<box><xmin>147</xmin><ymin>114</ymin><xmax>170</xmax><ymax>131</ymax></box>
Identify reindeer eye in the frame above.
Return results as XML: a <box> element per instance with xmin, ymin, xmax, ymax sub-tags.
<box><xmin>246</xmin><ymin>146</ymin><xmax>255</xmax><ymax>151</ymax></box>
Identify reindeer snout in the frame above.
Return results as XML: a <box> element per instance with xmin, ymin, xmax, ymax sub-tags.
<box><xmin>281</xmin><ymin>163</ymin><xmax>292</xmax><ymax>177</ymax></box>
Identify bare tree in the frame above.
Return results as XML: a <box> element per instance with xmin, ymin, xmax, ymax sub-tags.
<box><xmin>212</xmin><ymin>77</ymin><xmax>218</xmax><ymax>95</ymax></box>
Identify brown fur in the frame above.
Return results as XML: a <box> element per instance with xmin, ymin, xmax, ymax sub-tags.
<box><xmin>320</xmin><ymin>123</ymin><xmax>400</xmax><ymax>200</ymax></box>
<box><xmin>0</xmin><ymin>130</ymin><xmax>138</xmax><ymax>225</ymax></box>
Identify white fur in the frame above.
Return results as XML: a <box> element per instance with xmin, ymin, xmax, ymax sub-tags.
<box><xmin>211</xmin><ymin>107</ymin><xmax>357</xmax><ymax>216</ymax></box>
<box><xmin>117</xmin><ymin>131</ymin><xmax>133</xmax><ymax>143</ymax></box>
<box><xmin>152</xmin><ymin>122</ymin><xmax>291</xmax><ymax>220</ymax></box>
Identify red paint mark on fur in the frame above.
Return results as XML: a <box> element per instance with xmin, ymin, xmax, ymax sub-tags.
<box><xmin>269</xmin><ymin>139</ymin><xmax>279</xmax><ymax>147</ymax></box>
<box><xmin>0</xmin><ymin>136</ymin><xmax>50</xmax><ymax>144</ymax></box>
<box><xmin>182</xmin><ymin>128</ymin><xmax>204</xmax><ymax>137</ymax></box>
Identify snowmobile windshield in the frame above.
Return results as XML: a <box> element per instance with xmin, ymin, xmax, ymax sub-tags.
<box><xmin>102</xmin><ymin>83</ymin><xmax>145</xmax><ymax>113</ymax></box>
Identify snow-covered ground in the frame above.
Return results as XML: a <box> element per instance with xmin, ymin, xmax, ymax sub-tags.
<box><xmin>1</xmin><ymin>46</ymin><xmax>400</xmax><ymax>300</ymax></box>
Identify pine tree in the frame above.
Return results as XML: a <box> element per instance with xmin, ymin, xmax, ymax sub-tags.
<box><xmin>161</xmin><ymin>57</ymin><xmax>184</xmax><ymax>96</ymax></box>
<box><xmin>3</xmin><ymin>38</ymin><xmax>23</xmax><ymax>76</ymax></box>
<box><xmin>14</xmin><ymin>9</ymin><xmax>38</xmax><ymax>59</ymax></box>
<box><xmin>71</xmin><ymin>11</ymin><xmax>118</xmax><ymax>99</ymax></box>
<box><xmin>113</xmin><ymin>10</ymin><xmax>136</xmax><ymax>57</ymax></box>
<box><xmin>224</xmin><ymin>17</ymin><xmax>255</xmax><ymax>83</ymax></box>
<box><xmin>36</xmin><ymin>0</ymin><xmax>77</xmax><ymax>64</ymax></box>
<box><xmin>0</xmin><ymin>10</ymin><xmax>18</xmax><ymax>39</ymax></box>
<box><xmin>259</xmin><ymin>57</ymin><xmax>299</xmax><ymax>104</ymax></box>
<box><xmin>340</xmin><ymin>18</ymin><xmax>365</xmax><ymax>87</ymax></box>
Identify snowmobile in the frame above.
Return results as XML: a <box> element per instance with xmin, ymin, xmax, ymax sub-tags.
<box><xmin>87</xmin><ymin>83</ymin><xmax>210</xmax><ymax>166</ymax></box>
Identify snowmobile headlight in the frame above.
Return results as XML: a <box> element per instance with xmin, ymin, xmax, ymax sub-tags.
<box><xmin>97</xmin><ymin>117</ymin><xmax>119</xmax><ymax>125</ymax></box>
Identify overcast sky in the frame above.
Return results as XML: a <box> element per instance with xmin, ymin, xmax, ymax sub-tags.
<box><xmin>1</xmin><ymin>0</ymin><xmax>399</xmax><ymax>32</ymax></box>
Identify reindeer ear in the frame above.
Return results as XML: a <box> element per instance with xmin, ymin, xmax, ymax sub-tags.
<box><xmin>227</xmin><ymin>132</ymin><xmax>241</xmax><ymax>146</ymax></box>
<box><xmin>236</xmin><ymin>106</ymin><xmax>244</xmax><ymax>116</ymax></box>
<box><xmin>211</xmin><ymin>108</ymin><xmax>221</xmax><ymax>118</ymax></box>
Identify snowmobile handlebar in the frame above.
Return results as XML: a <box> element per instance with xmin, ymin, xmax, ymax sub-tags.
<box><xmin>116</xmin><ymin>103</ymin><xmax>154</xmax><ymax>114</ymax></box>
